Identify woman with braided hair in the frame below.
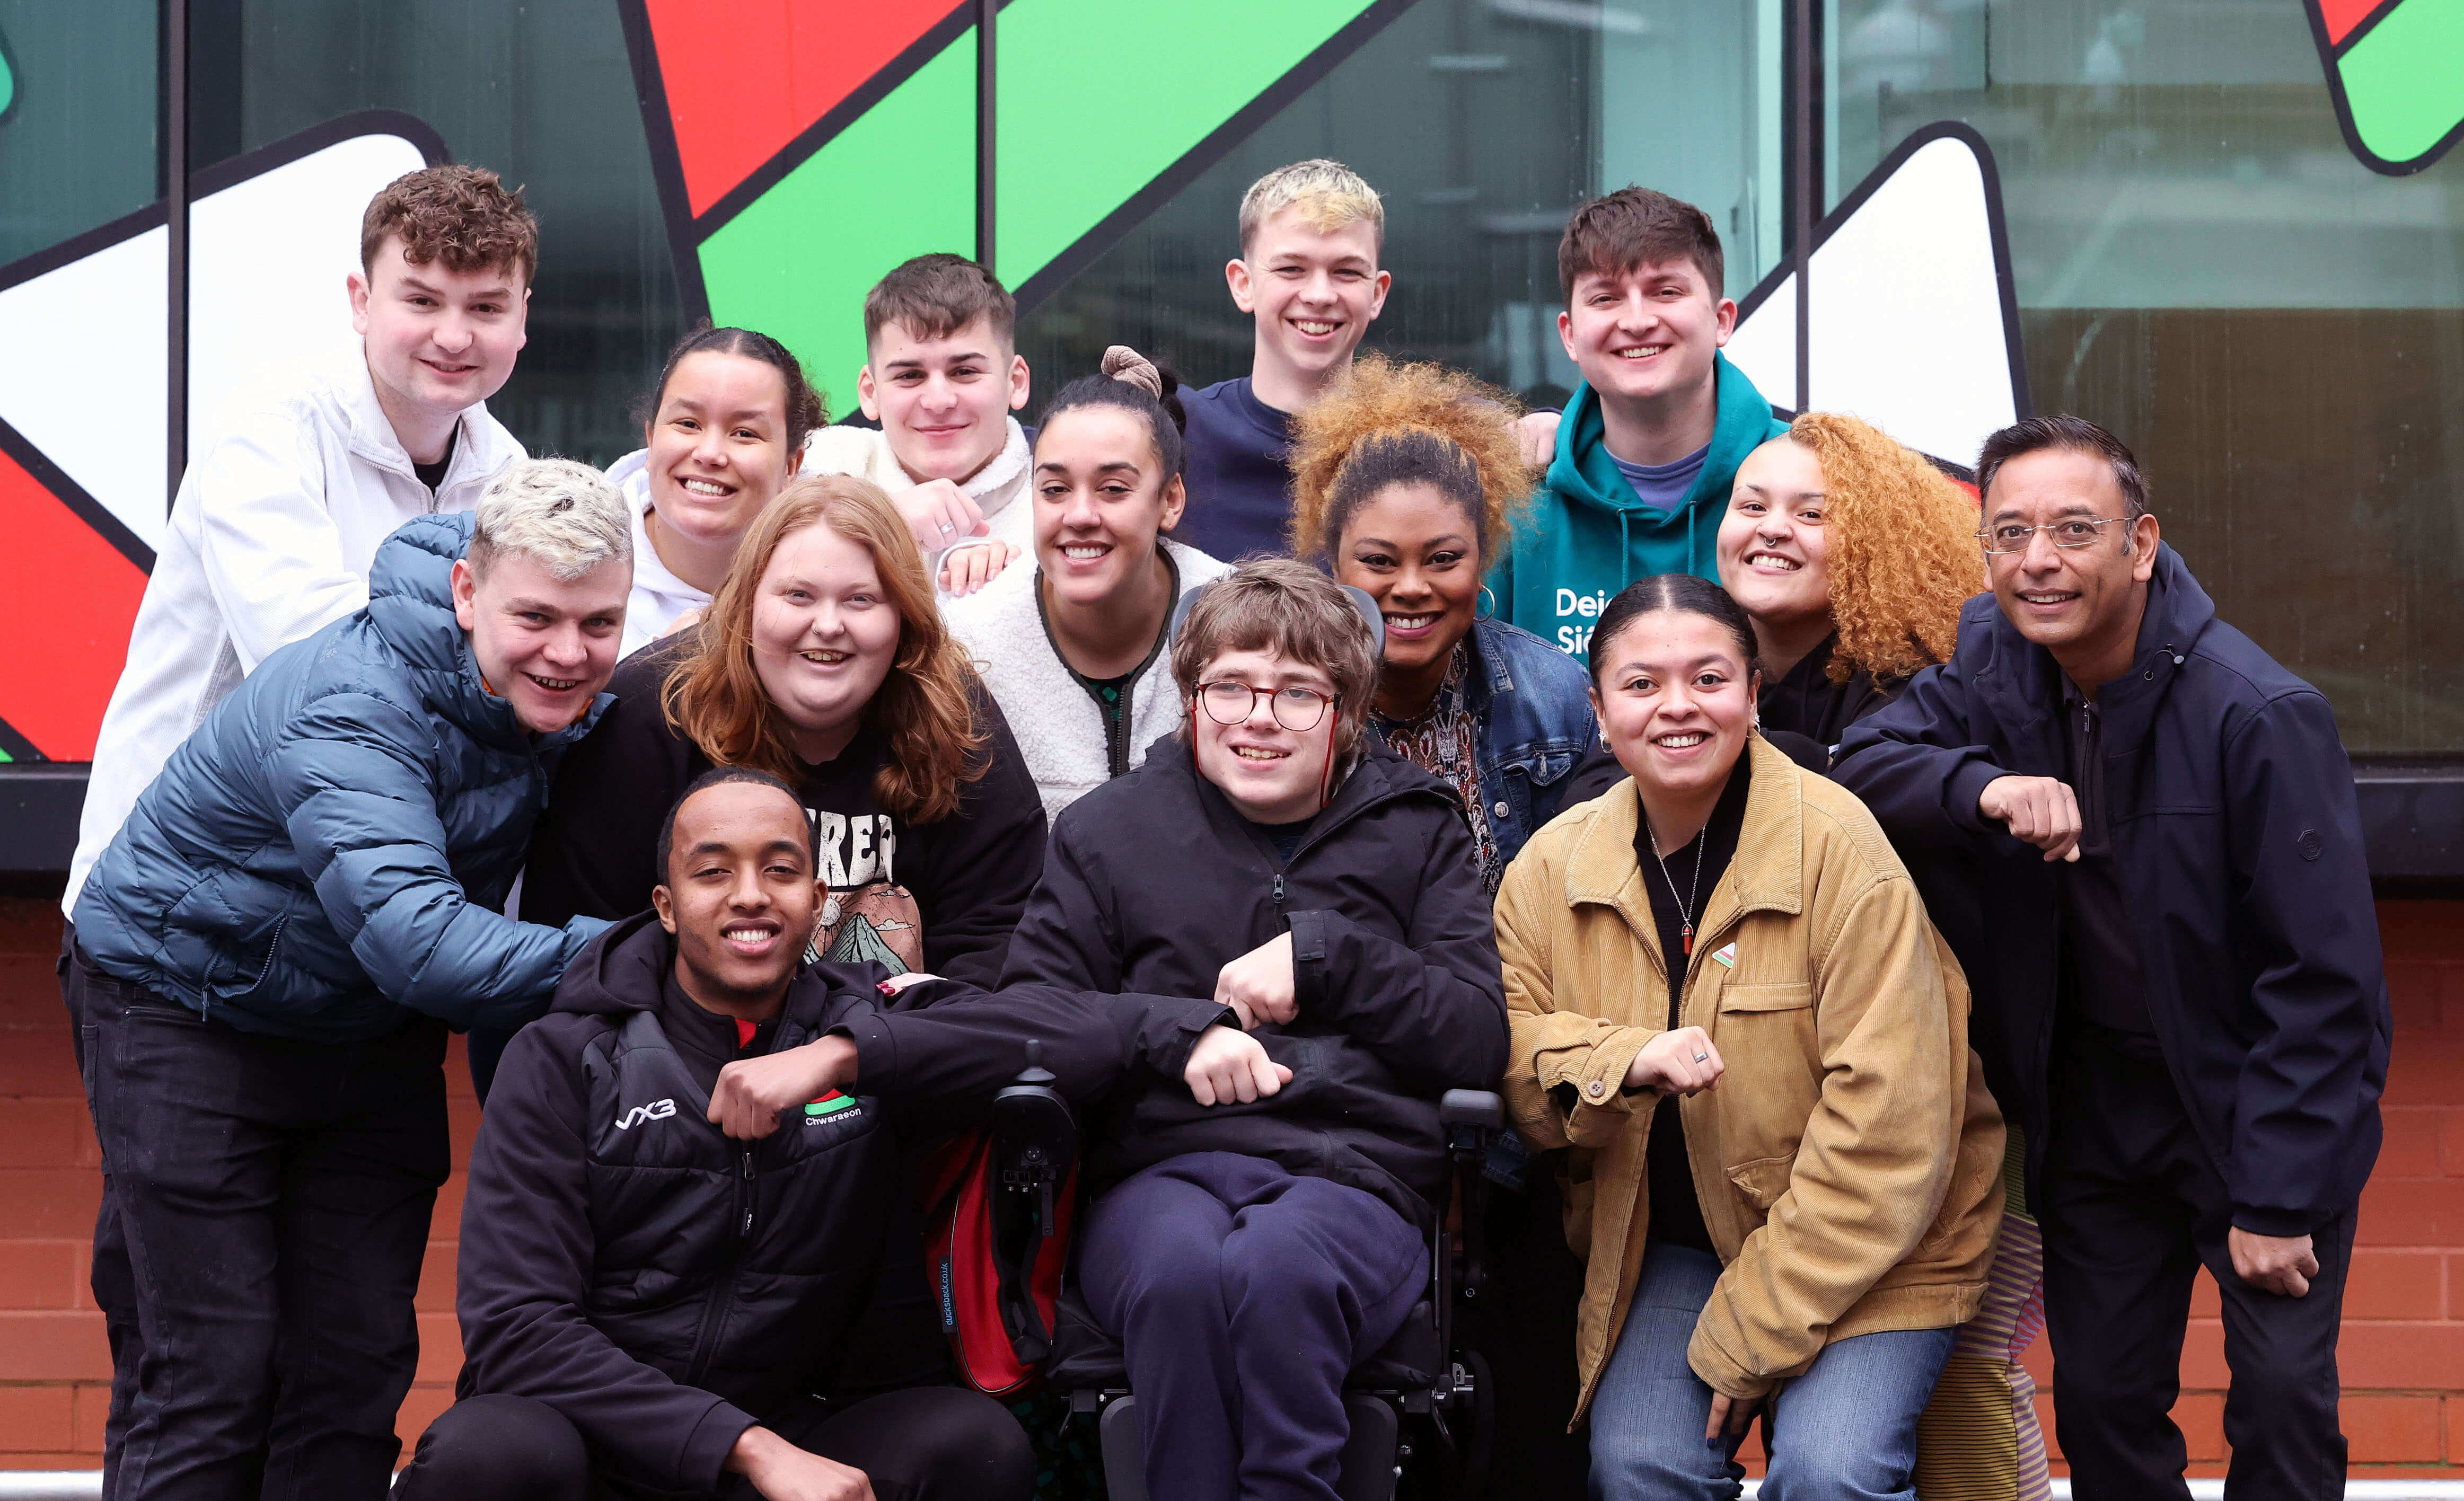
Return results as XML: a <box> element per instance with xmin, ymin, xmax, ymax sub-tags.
<box><xmin>1287</xmin><ymin>355</ymin><xmax>1599</xmax><ymax>893</ymax></box>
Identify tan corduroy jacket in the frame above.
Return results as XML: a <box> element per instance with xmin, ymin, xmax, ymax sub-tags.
<box><xmin>1496</xmin><ymin>737</ymin><xmax>2005</xmax><ymax>1421</ymax></box>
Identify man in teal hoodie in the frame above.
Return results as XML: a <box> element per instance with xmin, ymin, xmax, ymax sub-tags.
<box><xmin>1491</xmin><ymin>188</ymin><xmax>1788</xmax><ymax>661</ymax></box>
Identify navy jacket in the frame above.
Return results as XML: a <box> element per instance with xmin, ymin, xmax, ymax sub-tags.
<box><xmin>73</xmin><ymin>512</ymin><xmax>611</xmax><ymax>1043</ymax></box>
<box><xmin>1003</xmin><ymin>736</ymin><xmax>1509</xmax><ymax>1228</ymax></box>
<box><xmin>1169</xmin><ymin>376</ymin><xmax>1295</xmax><ymax>562</ymax></box>
<box><xmin>1367</xmin><ymin>617</ymin><xmax>1598</xmax><ymax>870</ymax></box>
<box><xmin>1833</xmin><ymin>546</ymin><xmax>2389</xmax><ymax>1235</ymax></box>
<box><xmin>456</xmin><ymin>914</ymin><xmax>1119</xmax><ymax>1493</ymax></box>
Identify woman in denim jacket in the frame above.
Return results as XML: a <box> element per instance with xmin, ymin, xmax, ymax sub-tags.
<box><xmin>1288</xmin><ymin>357</ymin><xmax>1598</xmax><ymax>893</ymax></box>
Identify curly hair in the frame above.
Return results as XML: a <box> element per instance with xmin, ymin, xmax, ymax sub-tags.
<box><xmin>663</xmin><ymin>475</ymin><xmax>988</xmax><ymax>824</ymax></box>
<box><xmin>1782</xmin><ymin>412</ymin><xmax>1983</xmax><ymax>684</ymax></box>
<box><xmin>360</xmin><ymin>165</ymin><xmax>538</xmax><ymax>285</ymax></box>
<box><xmin>1287</xmin><ymin>355</ymin><xmax>1535</xmax><ymax>566</ymax></box>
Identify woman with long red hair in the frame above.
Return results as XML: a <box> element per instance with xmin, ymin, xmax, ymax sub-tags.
<box><xmin>524</xmin><ymin>473</ymin><xmax>1046</xmax><ymax>988</ymax></box>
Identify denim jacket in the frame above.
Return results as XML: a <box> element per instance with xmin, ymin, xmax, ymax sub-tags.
<box><xmin>1378</xmin><ymin>617</ymin><xmax>1597</xmax><ymax>868</ymax></box>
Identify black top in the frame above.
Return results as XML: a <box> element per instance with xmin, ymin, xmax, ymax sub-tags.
<box><xmin>1040</xmin><ymin>548</ymin><xmax>1181</xmax><ymax>780</ymax></box>
<box><xmin>1169</xmin><ymin>376</ymin><xmax>1297</xmax><ymax>562</ymax></box>
<box><xmin>1629</xmin><ymin>752</ymin><xmax>1753</xmax><ymax>1254</ymax></box>
<box><xmin>1759</xmin><ymin>633</ymin><xmax>1898</xmax><ymax>753</ymax></box>
<box><xmin>411</xmin><ymin>425</ymin><xmax>458</xmax><ymax>494</ymax></box>
<box><xmin>1252</xmin><ymin>815</ymin><xmax>1314</xmax><ymax>864</ymax></box>
<box><xmin>2057</xmin><ymin>677</ymin><xmax>2153</xmax><ymax>1034</ymax></box>
<box><xmin>523</xmin><ymin>640</ymin><xmax>1049</xmax><ymax>987</ymax></box>
<box><xmin>1003</xmin><ymin>735</ymin><xmax>1509</xmax><ymax>1228</ymax></box>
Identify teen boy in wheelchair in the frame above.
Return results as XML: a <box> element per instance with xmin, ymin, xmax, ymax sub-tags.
<box><xmin>1001</xmin><ymin>559</ymin><xmax>1510</xmax><ymax>1501</ymax></box>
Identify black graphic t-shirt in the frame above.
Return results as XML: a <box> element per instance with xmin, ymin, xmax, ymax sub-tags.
<box><xmin>523</xmin><ymin>641</ymin><xmax>1050</xmax><ymax>989</ymax></box>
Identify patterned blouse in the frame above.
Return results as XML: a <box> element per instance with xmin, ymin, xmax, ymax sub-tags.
<box><xmin>1369</xmin><ymin>640</ymin><xmax>1503</xmax><ymax>894</ymax></box>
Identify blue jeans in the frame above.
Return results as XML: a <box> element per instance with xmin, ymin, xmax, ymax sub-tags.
<box><xmin>1589</xmin><ymin>1241</ymin><xmax>1954</xmax><ymax>1501</ymax></box>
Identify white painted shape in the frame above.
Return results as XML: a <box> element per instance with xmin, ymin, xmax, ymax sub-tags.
<box><xmin>187</xmin><ymin>133</ymin><xmax>427</xmax><ymax>457</ymax></box>
<box><xmin>0</xmin><ymin>229</ymin><xmax>170</xmax><ymax>550</ymax></box>
<box><xmin>1724</xmin><ymin>269</ymin><xmax>1797</xmax><ymax>413</ymax></box>
<box><xmin>1805</xmin><ymin>135</ymin><xmax>2016</xmax><ymax>466</ymax></box>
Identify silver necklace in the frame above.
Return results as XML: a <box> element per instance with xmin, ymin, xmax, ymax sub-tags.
<box><xmin>1645</xmin><ymin>819</ymin><xmax>1709</xmax><ymax>957</ymax></box>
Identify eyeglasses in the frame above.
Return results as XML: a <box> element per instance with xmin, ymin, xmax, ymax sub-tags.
<box><xmin>1196</xmin><ymin>681</ymin><xmax>1336</xmax><ymax>731</ymax></box>
<box><xmin>1976</xmin><ymin>517</ymin><xmax>2130</xmax><ymax>555</ymax></box>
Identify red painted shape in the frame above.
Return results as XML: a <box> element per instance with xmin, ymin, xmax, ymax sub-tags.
<box><xmin>2315</xmin><ymin>0</ymin><xmax>2382</xmax><ymax>47</ymax></box>
<box><xmin>643</xmin><ymin>0</ymin><xmax>960</xmax><ymax>217</ymax></box>
<box><xmin>0</xmin><ymin>453</ymin><xmax>146</xmax><ymax>759</ymax></box>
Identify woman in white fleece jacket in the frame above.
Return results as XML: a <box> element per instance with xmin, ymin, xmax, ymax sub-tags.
<box><xmin>945</xmin><ymin>347</ymin><xmax>1229</xmax><ymax>820</ymax></box>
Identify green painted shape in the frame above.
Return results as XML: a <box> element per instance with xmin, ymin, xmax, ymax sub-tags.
<box><xmin>2339</xmin><ymin>0</ymin><xmax>2464</xmax><ymax>164</ymax></box>
<box><xmin>804</xmin><ymin>1095</ymin><xmax>857</xmax><ymax>1118</ymax></box>
<box><xmin>697</xmin><ymin>30</ymin><xmax>977</xmax><ymax>410</ymax></box>
<box><xmin>0</xmin><ymin>39</ymin><xmax>14</xmax><ymax>118</ymax></box>
<box><xmin>993</xmin><ymin>0</ymin><xmax>1382</xmax><ymax>287</ymax></box>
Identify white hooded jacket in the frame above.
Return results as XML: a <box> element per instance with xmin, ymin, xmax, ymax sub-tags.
<box><xmin>65</xmin><ymin>349</ymin><xmax>525</xmax><ymax>913</ymax></box>
<box><xmin>942</xmin><ymin>538</ymin><xmax>1229</xmax><ymax>821</ymax></box>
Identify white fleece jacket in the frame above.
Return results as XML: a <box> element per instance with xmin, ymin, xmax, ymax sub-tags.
<box><xmin>943</xmin><ymin>538</ymin><xmax>1229</xmax><ymax>821</ymax></box>
<box><xmin>66</xmin><ymin>349</ymin><xmax>525</xmax><ymax>914</ymax></box>
<box><xmin>801</xmin><ymin>420</ymin><xmax>1033</xmax><ymax>597</ymax></box>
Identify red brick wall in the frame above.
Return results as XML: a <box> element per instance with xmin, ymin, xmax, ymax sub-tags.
<box><xmin>2</xmin><ymin>897</ymin><xmax>2459</xmax><ymax>1473</ymax></box>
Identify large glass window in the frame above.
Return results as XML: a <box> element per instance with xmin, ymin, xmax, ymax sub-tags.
<box><xmin>0</xmin><ymin>0</ymin><xmax>159</xmax><ymax>266</ymax></box>
<box><xmin>212</xmin><ymin>0</ymin><xmax>688</xmax><ymax>464</ymax></box>
<box><xmin>1828</xmin><ymin>0</ymin><xmax>2464</xmax><ymax>754</ymax></box>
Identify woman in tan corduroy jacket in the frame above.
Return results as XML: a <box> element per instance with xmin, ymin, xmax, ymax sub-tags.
<box><xmin>1496</xmin><ymin>573</ymin><xmax>2004</xmax><ymax>1501</ymax></box>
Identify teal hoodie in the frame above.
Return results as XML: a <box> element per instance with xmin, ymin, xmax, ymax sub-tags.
<box><xmin>1491</xmin><ymin>351</ymin><xmax>1787</xmax><ymax>662</ymax></box>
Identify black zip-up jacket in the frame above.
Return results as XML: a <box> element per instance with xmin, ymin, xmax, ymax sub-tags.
<box><xmin>1833</xmin><ymin>546</ymin><xmax>2389</xmax><ymax>1236</ymax></box>
<box><xmin>453</xmin><ymin>914</ymin><xmax>1120</xmax><ymax>1493</ymax></box>
<box><xmin>1001</xmin><ymin>736</ymin><xmax>1509</xmax><ymax>1228</ymax></box>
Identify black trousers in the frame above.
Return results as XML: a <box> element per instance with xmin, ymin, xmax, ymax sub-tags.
<box><xmin>70</xmin><ymin>942</ymin><xmax>450</xmax><ymax>1501</ymax></box>
<box><xmin>2040</xmin><ymin>1022</ymin><xmax>2354</xmax><ymax>1500</ymax></box>
<box><xmin>60</xmin><ymin>926</ymin><xmax>145</xmax><ymax>1501</ymax></box>
<box><xmin>392</xmin><ymin>1387</ymin><xmax>1036</xmax><ymax>1501</ymax></box>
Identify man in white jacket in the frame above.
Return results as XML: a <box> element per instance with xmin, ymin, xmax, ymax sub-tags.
<box><xmin>61</xmin><ymin>164</ymin><xmax>534</xmax><ymax>1495</ymax></box>
<box><xmin>801</xmin><ymin>253</ymin><xmax>1034</xmax><ymax>599</ymax></box>
<box><xmin>66</xmin><ymin>164</ymin><xmax>535</xmax><ymax>915</ymax></box>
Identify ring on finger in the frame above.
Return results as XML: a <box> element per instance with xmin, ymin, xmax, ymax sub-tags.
<box><xmin>1692</xmin><ymin>1050</ymin><xmax>1709</xmax><ymax>1063</ymax></box>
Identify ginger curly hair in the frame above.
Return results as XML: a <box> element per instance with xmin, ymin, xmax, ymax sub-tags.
<box><xmin>1287</xmin><ymin>355</ymin><xmax>1535</xmax><ymax>566</ymax></box>
<box><xmin>1782</xmin><ymin>412</ymin><xmax>1983</xmax><ymax>684</ymax></box>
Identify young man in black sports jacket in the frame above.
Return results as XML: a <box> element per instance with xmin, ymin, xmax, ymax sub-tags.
<box><xmin>395</xmin><ymin>766</ymin><xmax>1117</xmax><ymax>1501</ymax></box>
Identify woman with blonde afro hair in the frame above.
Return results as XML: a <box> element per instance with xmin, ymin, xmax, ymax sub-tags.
<box><xmin>1715</xmin><ymin>411</ymin><xmax>1983</xmax><ymax>749</ymax></box>
<box><xmin>1287</xmin><ymin>354</ymin><xmax>1600</xmax><ymax>889</ymax></box>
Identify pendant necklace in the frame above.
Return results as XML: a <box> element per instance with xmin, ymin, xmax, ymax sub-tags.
<box><xmin>1645</xmin><ymin>819</ymin><xmax>1710</xmax><ymax>956</ymax></box>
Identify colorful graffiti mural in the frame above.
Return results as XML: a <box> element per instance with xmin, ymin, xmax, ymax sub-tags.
<box><xmin>2308</xmin><ymin>0</ymin><xmax>2464</xmax><ymax>174</ymax></box>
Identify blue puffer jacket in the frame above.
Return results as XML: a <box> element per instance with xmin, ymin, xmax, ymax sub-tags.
<box><xmin>73</xmin><ymin>512</ymin><xmax>613</xmax><ymax>1044</ymax></box>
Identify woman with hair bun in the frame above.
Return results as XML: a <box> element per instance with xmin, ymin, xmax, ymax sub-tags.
<box><xmin>944</xmin><ymin>346</ymin><xmax>1230</xmax><ymax>818</ymax></box>
<box><xmin>1287</xmin><ymin>355</ymin><xmax>1597</xmax><ymax>891</ymax></box>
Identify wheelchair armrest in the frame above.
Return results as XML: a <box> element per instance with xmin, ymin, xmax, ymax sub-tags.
<box><xmin>1440</xmin><ymin>1089</ymin><xmax>1504</xmax><ymax>1133</ymax></box>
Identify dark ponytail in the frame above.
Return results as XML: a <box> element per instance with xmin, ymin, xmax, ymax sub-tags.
<box><xmin>1589</xmin><ymin>573</ymin><xmax>1761</xmax><ymax>685</ymax></box>
<box><xmin>636</xmin><ymin>323</ymin><xmax>830</xmax><ymax>460</ymax></box>
<box><xmin>1036</xmin><ymin>345</ymin><xmax>1187</xmax><ymax>479</ymax></box>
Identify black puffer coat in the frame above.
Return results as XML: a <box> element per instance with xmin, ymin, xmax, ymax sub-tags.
<box><xmin>454</xmin><ymin>914</ymin><xmax>1118</xmax><ymax>1493</ymax></box>
<box><xmin>1001</xmin><ymin>736</ymin><xmax>1508</xmax><ymax>1228</ymax></box>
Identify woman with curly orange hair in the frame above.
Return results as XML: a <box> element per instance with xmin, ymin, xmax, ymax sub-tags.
<box><xmin>1288</xmin><ymin>355</ymin><xmax>1599</xmax><ymax>891</ymax></box>
<box><xmin>1716</xmin><ymin>412</ymin><xmax>1981</xmax><ymax>749</ymax></box>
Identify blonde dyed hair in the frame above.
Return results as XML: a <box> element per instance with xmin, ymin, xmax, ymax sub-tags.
<box><xmin>1239</xmin><ymin>159</ymin><xmax>1385</xmax><ymax>256</ymax></box>
<box><xmin>1287</xmin><ymin>355</ymin><xmax>1534</xmax><ymax>564</ymax></box>
<box><xmin>1783</xmin><ymin>412</ymin><xmax>1983</xmax><ymax>683</ymax></box>
<box><xmin>469</xmin><ymin>458</ymin><xmax>630</xmax><ymax>580</ymax></box>
<box><xmin>663</xmin><ymin>475</ymin><xmax>987</xmax><ymax>823</ymax></box>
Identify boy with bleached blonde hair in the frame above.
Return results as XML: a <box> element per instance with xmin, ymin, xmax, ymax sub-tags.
<box><xmin>1171</xmin><ymin>159</ymin><xmax>1392</xmax><ymax>562</ymax></box>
